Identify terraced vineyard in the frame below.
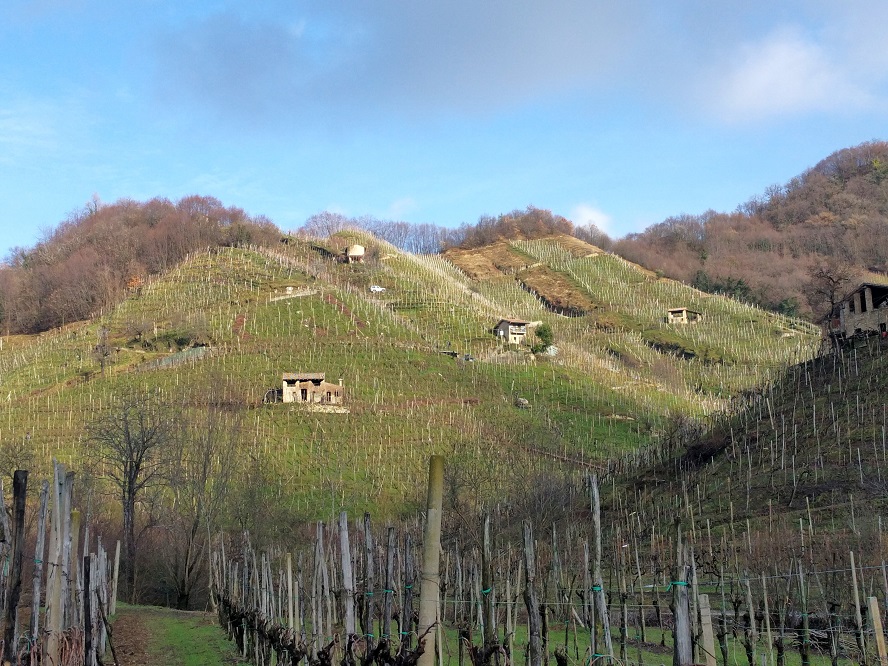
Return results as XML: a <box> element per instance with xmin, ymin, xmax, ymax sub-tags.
<box><xmin>0</xmin><ymin>232</ymin><xmax>820</xmax><ymax>523</ymax></box>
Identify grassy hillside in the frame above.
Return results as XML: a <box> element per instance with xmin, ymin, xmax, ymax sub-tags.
<box><xmin>0</xmin><ymin>232</ymin><xmax>819</xmax><ymax>526</ymax></box>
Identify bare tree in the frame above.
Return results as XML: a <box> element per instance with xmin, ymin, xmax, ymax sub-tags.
<box><xmin>805</xmin><ymin>258</ymin><xmax>858</xmax><ymax>319</ymax></box>
<box><xmin>300</xmin><ymin>211</ymin><xmax>352</xmax><ymax>238</ymax></box>
<box><xmin>162</xmin><ymin>405</ymin><xmax>240</xmax><ymax>609</ymax></box>
<box><xmin>86</xmin><ymin>391</ymin><xmax>176</xmax><ymax>602</ymax></box>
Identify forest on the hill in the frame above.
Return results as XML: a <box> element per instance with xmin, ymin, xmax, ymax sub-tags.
<box><xmin>4</xmin><ymin>141</ymin><xmax>888</xmax><ymax>335</ymax></box>
<box><xmin>0</xmin><ymin>196</ymin><xmax>279</xmax><ymax>334</ymax></box>
<box><xmin>614</xmin><ymin>141</ymin><xmax>888</xmax><ymax>318</ymax></box>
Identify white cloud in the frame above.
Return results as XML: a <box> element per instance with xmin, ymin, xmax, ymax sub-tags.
<box><xmin>570</xmin><ymin>204</ymin><xmax>612</xmax><ymax>233</ymax></box>
<box><xmin>709</xmin><ymin>27</ymin><xmax>872</xmax><ymax>122</ymax></box>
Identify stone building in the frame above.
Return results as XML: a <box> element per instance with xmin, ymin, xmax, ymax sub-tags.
<box><xmin>494</xmin><ymin>318</ymin><xmax>529</xmax><ymax>345</ymax></box>
<box><xmin>666</xmin><ymin>307</ymin><xmax>703</xmax><ymax>324</ymax></box>
<box><xmin>282</xmin><ymin>372</ymin><xmax>344</xmax><ymax>404</ymax></box>
<box><xmin>825</xmin><ymin>281</ymin><xmax>888</xmax><ymax>339</ymax></box>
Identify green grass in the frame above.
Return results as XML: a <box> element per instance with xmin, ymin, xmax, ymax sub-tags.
<box><xmin>146</xmin><ymin>608</ymin><xmax>249</xmax><ymax>665</ymax></box>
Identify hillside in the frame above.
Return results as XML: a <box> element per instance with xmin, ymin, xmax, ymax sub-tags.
<box><xmin>0</xmin><ymin>232</ymin><xmax>818</xmax><ymax>533</ymax></box>
<box><xmin>615</xmin><ymin>140</ymin><xmax>888</xmax><ymax>319</ymax></box>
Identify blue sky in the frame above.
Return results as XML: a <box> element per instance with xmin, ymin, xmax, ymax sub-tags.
<box><xmin>1</xmin><ymin>1</ymin><xmax>887</xmax><ymax>255</ymax></box>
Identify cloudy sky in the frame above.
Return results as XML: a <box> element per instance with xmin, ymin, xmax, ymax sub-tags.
<box><xmin>1</xmin><ymin>1</ymin><xmax>886</xmax><ymax>254</ymax></box>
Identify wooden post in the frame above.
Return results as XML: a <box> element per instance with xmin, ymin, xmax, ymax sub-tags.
<box><xmin>2</xmin><ymin>470</ymin><xmax>28</xmax><ymax>664</ymax></box>
<box><xmin>482</xmin><ymin>513</ymin><xmax>497</xmax><ymax>649</ymax></box>
<box><xmin>383</xmin><ymin>526</ymin><xmax>395</xmax><ymax>643</ymax></box>
<box><xmin>590</xmin><ymin>475</ymin><xmax>613</xmax><ymax>662</ymax></box>
<box><xmin>339</xmin><ymin>512</ymin><xmax>355</xmax><ymax>637</ymax></box>
<box><xmin>29</xmin><ymin>479</ymin><xmax>49</xmax><ymax>642</ymax></box>
<box><xmin>671</xmin><ymin>520</ymin><xmax>693</xmax><ymax>666</ymax></box>
<box><xmin>698</xmin><ymin>594</ymin><xmax>717</xmax><ymax>666</ymax></box>
<box><xmin>68</xmin><ymin>509</ymin><xmax>81</xmax><ymax>628</ymax></box>
<box><xmin>851</xmin><ymin>551</ymin><xmax>867</xmax><ymax>663</ymax></box>
<box><xmin>417</xmin><ymin>455</ymin><xmax>444</xmax><ymax>666</ymax></box>
<box><xmin>287</xmin><ymin>553</ymin><xmax>296</xmax><ymax>633</ymax></box>
<box><xmin>761</xmin><ymin>573</ymin><xmax>774</xmax><ymax>666</ymax></box>
<box><xmin>869</xmin><ymin>596</ymin><xmax>887</xmax><ymax>666</ymax></box>
<box><xmin>523</xmin><ymin>520</ymin><xmax>542</xmax><ymax>666</ymax></box>
<box><xmin>45</xmin><ymin>461</ymin><xmax>67</xmax><ymax>664</ymax></box>
<box><xmin>743</xmin><ymin>572</ymin><xmax>757</xmax><ymax>666</ymax></box>
<box><xmin>798</xmin><ymin>560</ymin><xmax>811</xmax><ymax>666</ymax></box>
<box><xmin>361</xmin><ymin>513</ymin><xmax>376</xmax><ymax>650</ymax></box>
<box><xmin>84</xmin><ymin>554</ymin><xmax>93</xmax><ymax>666</ymax></box>
<box><xmin>110</xmin><ymin>540</ymin><xmax>121</xmax><ymax>616</ymax></box>
<box><xmin>403</xmin><ymin>533</ymin><xmax>416</xmax><ymax>649</ymax></box>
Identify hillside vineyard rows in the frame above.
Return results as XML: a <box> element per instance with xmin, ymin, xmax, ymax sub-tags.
<box><xmin>6</xmin><ymin>230</ymin><xmax>886</xmax><ymax>666</ymax></box>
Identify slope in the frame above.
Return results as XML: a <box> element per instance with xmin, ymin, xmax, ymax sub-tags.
<box><xmin>0</xmin><ymin>232</ymin><xmax>819</xmax><ymax>526</ymax></box>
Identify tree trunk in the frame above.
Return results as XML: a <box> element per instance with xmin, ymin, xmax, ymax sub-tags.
<box><xmin>123</xmin><ymin>487</ymin><xmax>137</xmax><ymax>603</ymax></box>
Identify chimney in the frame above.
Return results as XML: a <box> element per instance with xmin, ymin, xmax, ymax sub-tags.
<box><xmin>339</xmin><ymin>378</ymin><xmax>343</xmax><ymax>386</ymax></box>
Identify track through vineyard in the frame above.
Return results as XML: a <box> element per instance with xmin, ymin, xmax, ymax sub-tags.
<box><xmin>112</xmin><ymin>606</ymin><xmax>247</xmax><ymax>665</ymax></box>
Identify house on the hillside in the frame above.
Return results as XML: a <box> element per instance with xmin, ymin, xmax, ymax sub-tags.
<box><xmin>666</xmin><ymin>307</ymin><xmax>703</xmax><ymax>324</ymax></box>
<box><xmin>345</xmin><ymin>244</ymin><xmax>365</xmax><ymax>263</ymax></box>
<box><xmin>824</xmin><ymin>281</ymin><xmax>888</xmax><ymax>340</ymax></box>
<box><xmin>494</xmin><ymin>318</ymin><xmax>530</xmax><ymax>344</ymax></box>
<box><xmin>282</xmin><ymin>372</ymin><xmax>344</xmax><ymax>404</ymax></box>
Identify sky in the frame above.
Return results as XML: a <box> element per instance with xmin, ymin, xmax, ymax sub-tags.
<box><xmin>1</xmin><ymin>1</ymin><xmax>887</xmax><ymax>256</ymax></box>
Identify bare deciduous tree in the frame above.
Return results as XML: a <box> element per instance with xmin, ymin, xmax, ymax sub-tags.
<box><xmin>163</xmin><ymin>405</ymin><xmax>240</xmax><ymax>609</ymax></box>
<box><xmin>86</xmin><ymin>391</ymin><xmax>176</xmax><ymax>602</ymax></box>
<box><xmin>805</xmin><ymin>259</ymin><xmax>858</xmax><ymax>320</ymax></box>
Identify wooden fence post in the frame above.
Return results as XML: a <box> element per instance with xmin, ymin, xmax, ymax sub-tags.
<box><xmin>110</xmin><ymin>540</ymin><xmax>121</xmax><ymax>616</ymax></box>
<box><xmin>417</xmin><ymin>455</ymin><xmax>444</xmax><ymax>666</ymax></box>
<box><xmin>698</xmin><ymin>594</ymin><xmax>717</xmax><ymax>666</ymax></box>
<box><xmin>672</xmin><ymin>520</ymin><xmax>693</xmax><ymax>666</ymax></box>
<box><xmin>590</xmin><ymin>475</ymin><xmax>613</xmax><ymax>662</ymax></box>
<box><xmin>869</xmin><ymin>596</ymin><xmax>887</xmax><ymax>666</ymax></box>
<box><xmin>2</xmin><ymin>470</ymin><xmax>28</xmax><ymax>664</ymax></box>
<box><xmin>851</xmin><ymin>551</ymin><xmax>867</xmax><ymax>664</ymax></box>
<box><xmin>482</xmin><ymin>513</ymin><xmax>497</xmax><ymax>649</ymax></box>
<box><xmin>523</xmin><ymin>520</ymin><xmax>542</xmax><ymax>666</ymax></box>
<box><xmin>30</xmin><ymin>479</ymin><xmax>49</xmax><ymax>643</ymax></box>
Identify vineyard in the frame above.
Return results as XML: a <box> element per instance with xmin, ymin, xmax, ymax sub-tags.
<box><xmin>2</xmin><ymin>230</ymin><xmax>888</xmax><ymax>665</ymax></box>
<box><xmin>0</xmin><ymin>232</ymin><xmax>819</xmax><ymax>520</ymax></box>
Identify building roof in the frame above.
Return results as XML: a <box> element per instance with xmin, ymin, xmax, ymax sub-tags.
<box><xmin>496</xmin><ymin>318</ymin><xmax>530</xmax><ymax>326</ymax></box>
<box><xmin>833</xmin><ymin>280</ymin><xmax>888</xmax><ymax>309</ymax></box>
<box><xmin>282</xmin><ymin>372</ymin><xmax>326</xmax><ymax>381</ymax></box>
<box><xmin>667</xmin><ymin>307</ymin><xmax>701</xmax><ymax>314</ymax></box>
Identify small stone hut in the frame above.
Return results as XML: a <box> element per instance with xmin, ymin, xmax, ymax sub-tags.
<box><xmin>666</xmin><ymin>308</ymin><xmax>703</xmax><ymax>324</ymax></box>
<box><xmin>345</xmin><ymin>244</ymin><xmax>365</xmax><ymax>263</ymax></box>
<box><xmin>282</xmin><ymin>373</ymin><xmax>344</xmax><ymax>405</ymax></box>
<box><xmin>494</xmin><ymin>318</ymin><xmax>529</xmax><ymax>344</ymax></box>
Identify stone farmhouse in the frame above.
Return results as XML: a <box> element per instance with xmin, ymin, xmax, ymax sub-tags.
<box><xmin>666</xmin><ymin>307</ymin><xmax>703</xmax><ymax>324</ymax></box>
<box><xmin>281</xmin><ymin>373</ymin><xmax>344</xmax><ymax>405</ymax></box>
<box><xmin>494</xmin><ymin>318</ymin><xmax>529</xmax><ymax>345</ymax></box>
<box><xmin>825</xmin><ymin>281</ymin><xmax>888</xmax><ymax>340</ymax></box>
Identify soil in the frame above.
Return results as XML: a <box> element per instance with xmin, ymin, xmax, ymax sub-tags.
<box><xmin>110</xmin><ymin>608</ymin><xmax>151</xmax><ymax>666</ymax></box>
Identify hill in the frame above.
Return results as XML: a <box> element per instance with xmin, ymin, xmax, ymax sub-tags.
<box><xmin>0</xmin><ymin>232</ymin><xmax>818</xmax><ymax>529</ymax></box>
<box><xmin>0</xmin><ymin>195</ymin><xmax>279</xmax><ymax>334</ymax></box>
<box><xmin>614</xmin><ymin>140</ymin><xmax>888</xmax><ymax>319</ymax></box>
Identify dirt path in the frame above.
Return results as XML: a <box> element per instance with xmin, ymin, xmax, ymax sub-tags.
<box><xmin>110</xmin><ymin>608</ymin><xmax>150</xmax><ymax>665</ymax></box>
<box><xmin>111</xmin><ymin>605</ymin><xmax>247</xmax><ymax>665</ymax></box>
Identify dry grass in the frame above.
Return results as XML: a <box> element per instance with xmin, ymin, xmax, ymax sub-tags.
<box><xmin>517</xmin><ymin>264</ymin><xmax>596</xmax><ymax>313</ymax></box>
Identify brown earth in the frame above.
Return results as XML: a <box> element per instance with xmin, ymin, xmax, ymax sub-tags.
<box><xmin>443</xmin><ymin>241</ymin><xmax>532</xmax><ymax>279</ymax></box>
<box><xmin>518</xmin><ymin>265</ymin><xmax>596</xmax><ymax>314</ymax></box>
<box><xmin>110</xmin><ymin>608</ymin><xmax>151</xmax><ymax>665</ymax></box>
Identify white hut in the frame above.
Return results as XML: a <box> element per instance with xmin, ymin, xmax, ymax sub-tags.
<box><xmin>345</xmin><ymin>244</ymin><xmax>365</xmax><ymax>263</ymax></box>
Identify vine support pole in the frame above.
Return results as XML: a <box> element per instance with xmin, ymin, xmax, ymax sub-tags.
<box><xmin>418</xmin><ymin>455</ymin><xmax>444</xmax><ymax>666</ymax></box>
